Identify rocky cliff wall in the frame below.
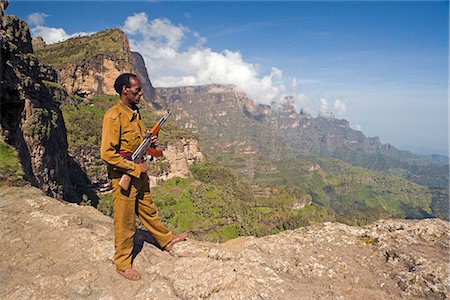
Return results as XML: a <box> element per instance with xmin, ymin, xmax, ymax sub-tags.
<box><xmin>58</xmin><ymin>53</ymin><xmax>132</xmax><ymax>97</ymax></box>
<box><xmin>0</xmin><ymin>2</ymin><xmax>77</xmax><ymax>200</ymax></box>
<box><xmin>157</xmin><ymin>84</ymin><xmax>449</xmax><ymax>190</ymax></box>
<box><xmin>33</xmin><ymin>29</ymin><xmax>133</xmax><ymax>97</ymax></box>
<box><xmin>131</xmin><ymin>51</ymin><xmax>156</xmax><ymax>104</ymax></box>
<box><xmin>34</xmin><ymin>29</ymin><xmax>159</xmax><ymax>110</ymax></box>
<box><xmin>0</xmin><ymin>186</ymin><xmax>448</xmax><ymax>299</ymax></box>
<box><xmin>149</xmin><ymin>138</ymin><xmax>205</xmax><ymax>187</ymax></box>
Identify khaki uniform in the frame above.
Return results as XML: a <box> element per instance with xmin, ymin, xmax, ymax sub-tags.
<box><xmin>100</xmin><ymin>101</ymin><xmax>173</xmax><ymax>271</ymax></box>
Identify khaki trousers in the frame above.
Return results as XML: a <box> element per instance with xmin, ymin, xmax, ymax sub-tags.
<box><xmin>111</xmin><ymin>173</ymin><xmax>173</xmax><ymax>270</ymax></box>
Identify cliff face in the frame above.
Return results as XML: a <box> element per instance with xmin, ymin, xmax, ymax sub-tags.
<box><xmin>0</xmin><ymin>2</ymin><xmax>77</xmax><ymax>200</ymax></box>
<box><xmin>157</xmin><ymin>84</ymin><xmax>449</xmax><ymax>190</ymax></box>
<box><xmin>149</xmin><ymin>138</ymin><xmax>205</xmax><ymax>187</ymax></box>
<box><xmin>157</xmin><ymin>84</ymin><xmax>403</xmax><ymax>158</ymax></box>
<box><xmin>34</xmin><ymin>29</ymin><xmax>159</xmax><ymax>109</ymax></box>
<box><xmin>1</xmin><ymin>186</ymin><xmax>448</xmax><ymax>299</ymax></box>
<box><xmin>131</xmin><ymin>51</ymin><xmax>156</xmax><ymax>104</ymax></box>
<box><xmin>34</xmin><ymin>29</ymin><xmax>133</xmax><ymax>97</ymax></box>
<box><xmin>30</xmin><ymin>28</ymin><xmax>195</xmax><ymax>193</ymax></box>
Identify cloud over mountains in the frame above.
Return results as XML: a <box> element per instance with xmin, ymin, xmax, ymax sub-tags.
<box><xmin>122</xmin><ymin>12</ymin><xmax>285</xmax><ymax>106</ymax></box>
<box><xmin>27</xmin><ymin>11</ymin><xmax>348</xmax><ymax>118</ymax></box>
<box><xmin>28</xmin><ymin>12</ymin><xmax>93</xmax><ymax>45</ymax></box>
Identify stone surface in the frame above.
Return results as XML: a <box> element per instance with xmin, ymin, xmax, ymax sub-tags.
<box><xmin>0</xmin><ymin>186</ymin><xmax>448</xmax><ymax>299</ymax></box>
<box><xmin>31</xmin><ymin>36</ymin><xmax>45</xmax><ymax>49</ymax></box>
<box><xmin>130</xmin><ymin>51</ymin><xmax>156</xmax><ymax>105</ymax></box>
<box><xmin>149</xmin><ymin>138</ymin><xmax>205</xmax><ymax>187</ymax></box>
<box><xmin>57</xmin><ymin>54</ymin><xmax>132</xmax><ymax>97</ymax></box>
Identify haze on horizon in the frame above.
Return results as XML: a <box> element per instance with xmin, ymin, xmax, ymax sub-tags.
<box><xmin>9</xmin><ymin>1</ymin><xmax>449</xmax><ymax>156</ymax></box>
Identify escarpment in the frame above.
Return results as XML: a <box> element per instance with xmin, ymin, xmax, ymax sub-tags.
<box><xmin>0</xmin><ymin>2</ymin><xmax>81</xmax><ymax>200</ymax></box>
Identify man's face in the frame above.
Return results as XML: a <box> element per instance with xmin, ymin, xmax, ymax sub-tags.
<box><xmin>124</xmin><ymin>77</ymin><xmax>143</xmax><ymax>106</ymax></box>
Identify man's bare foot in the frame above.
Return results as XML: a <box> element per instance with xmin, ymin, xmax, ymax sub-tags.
<box><xmin>116</xmin><ymin>268</ymin><xmax>141</xmax><ymax>281</ymax></box>
<box><xmin>164</xmin><ymin>233</ymin><xmax>188</xmax><ymax>251</ymax></box>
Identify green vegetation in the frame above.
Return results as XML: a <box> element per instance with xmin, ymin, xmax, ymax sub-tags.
<box><xmin>97</xmin><ymin>161</ymin><xmax>333</xmax><ymax>242</ymax></box>
<box><xmin>203</xmin><ymin>144</ymin><xmax>434</xmax><ymax>226</ymax></box>
<box><xmin>0</xmin><ymin>140</ymin><xmax>25</xmax><ymax>186</ymax></box>
<box><xmin>60</xmin><ymin>91</ymin><xmax>437</xmax><ymax>241</ymax></box>
<box><xmin>430</xmin><ymin>188</ymin><xmax>449</xmax><ymax>220</ymax></box>
<box><xmin>34</xmin><ymin>29</ymin><xmax>127</xmax><ymax>69</ymax></box>
<box><xmin>151</xmin><ymin>166</ymin><xmax>334</xmax><ymax>242</ymax></box>
<box><xmin>42</xmin><ymin>80</ymin><xmax>65</xmax><ymax>90</ymax></box>
<box><xmin>272</xmin><ymin>158</ymin><xmax>432</xmax><ymax>224</ymax></box>
<box><xmin>61</xmin><ymin>93</ymin><xmax>196</xmax><ymax>151</ymax></box>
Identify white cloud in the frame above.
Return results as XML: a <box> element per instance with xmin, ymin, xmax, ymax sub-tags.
<box><xmin>26</xmin><ymin>11</ymin><xmax>351</xmax><ymax>119</ymax></box>
<box><xmin>27</xmin><ymin>12</ymin><xmax>94</xmax><ymax>45</ymax></box>
<box><xmin>123</xmin><ymin>12</ymin><xmax>149</xmax><ymax>34</ymax></box>
<box><xmin>27</xmin><ymin>12</ymin><xmax>48</xmax><ymax>26</ymax></box>
<box><xmin>123</xmin><ymin>13</ymin><xmax>186</xmax><ymax>49</ymax></box>
<box><xmin>30</xmin><ymin>25</ymin><xmax>93</xmax><ymax>44</ymax></box>
<box><xmin>319</xmin><ymin>98</ymin><xmax>332</xmax><ymax>117</ymax></box>
<box><xmin>355</xmin><ymin>124</ymin><xmax>363</xmax><ymax>131</ymax></box>
<box><xmin>333</xmin><ymin>99</ymin><xmax>347</xmax><ymax>116</ymax></box>
<box><xmin>123</xmin><ymin>12</ymin><xmax>286</xmax><ymax>105</ymax></box>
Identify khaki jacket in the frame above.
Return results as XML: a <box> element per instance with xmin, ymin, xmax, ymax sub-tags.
<box><xmin>100</xmin><ymin>101</ymin><xmax>145</xmax><ymax>179</ymax></box>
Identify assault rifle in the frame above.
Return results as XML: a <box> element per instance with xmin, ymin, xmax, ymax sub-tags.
<box><xmin>119</xmin><ymin>110</ymin><xmax>172</xmax><ymax>190</ymax></box>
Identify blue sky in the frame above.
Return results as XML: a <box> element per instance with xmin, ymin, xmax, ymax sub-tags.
<box><xmin>8</xmin><ymin>1</ymin><xmax>449</xmax><ymax>155</ymax></box>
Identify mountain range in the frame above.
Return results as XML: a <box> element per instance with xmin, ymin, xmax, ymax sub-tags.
<box><xmin>1</xmin><ymin>5</ymin><xmax>448</xmax><ymax>240</ymax></box>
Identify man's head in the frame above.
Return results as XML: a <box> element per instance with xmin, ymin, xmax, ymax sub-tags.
<box><xmin>114</xmin><ymin>73</ymin><xmax>143</xmax><ymax>107</ymax></box>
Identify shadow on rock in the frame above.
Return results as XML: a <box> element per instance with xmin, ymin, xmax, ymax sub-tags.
<box><xmin>132</xmin><ymin>228</ymin><xmax>164</xmax><ymax>263</ymax></box>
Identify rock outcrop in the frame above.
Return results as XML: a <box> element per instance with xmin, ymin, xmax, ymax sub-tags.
<box><xmin>0</xmin><ymin>2</ymin><xmax>77</xmax><ymax>200</ymax></box>
<box><xmin>0</xmin><ymin>186</ymin><xmax>448</xmax><ymax>299</ymax></box>
<box><xmin>131</xmin><ymin>51</ymin><xmax>156</xmax><ymax>104</ymax></box>
<box><xmin>34</xmin><ymin>29</ymin><xmax>160</xmax><ymax>110</ymax></box>
<box><xmin>31</xmin><ymin>36</ymin><xmax>45</xmax><ymax>49</ymax></box>
<box><xmin>34</xmin><ymin>29</ymin><xmax>133</xmax><ymax>97</ymax></box>
<box><xmin>149</xmin><ymin>138</ymin><xmax>205</xmax><ymax>187</ymax></box>
<box><xmin>80</xmin><ymin>134</ymin><xmax>205</xmax><ymax>193</ymax></box>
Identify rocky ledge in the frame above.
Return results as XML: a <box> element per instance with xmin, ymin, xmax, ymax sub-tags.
<box><xmin>0</xmin><ymin>186</ymin><xmax>448</xmax><ymax>299</ymax></box>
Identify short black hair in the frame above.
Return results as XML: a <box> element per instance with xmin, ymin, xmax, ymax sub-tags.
<box><xmin>114</xmin><ymin>73</ymin><xmax>138</xmax><ymax>95</ymax></box>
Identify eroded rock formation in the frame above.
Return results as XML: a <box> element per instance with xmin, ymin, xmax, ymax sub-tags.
<box><xmin>0</xmin><ymin>2</ymin><xmax>76</xmax><ymax>200</ymax></box>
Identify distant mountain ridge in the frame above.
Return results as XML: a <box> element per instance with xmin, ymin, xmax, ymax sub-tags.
<box><xmin>156</xmin><ymin>84</ymin><xmax>448</xmax><ymax>187</ymax></box>
<box><xmin>28</xmin><ymin>26</ymin><xmax>448</xmax><ymax>222</ymax></box>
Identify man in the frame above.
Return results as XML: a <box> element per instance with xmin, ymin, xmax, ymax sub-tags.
<box><xmin>101</xmin><ymin>73</ymin><xmax>187</xmax><ymax>281</ymax></box>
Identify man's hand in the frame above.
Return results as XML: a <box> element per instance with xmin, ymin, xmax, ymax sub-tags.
<box><xmin>138</xmin><ymin>162</ymin><xmax>147</xmax><ymax>173</ymax></box>
<box><xmin>150</xmin><ymin>134</ymin><xmax>159</xmax><ymax>147</ymax></box>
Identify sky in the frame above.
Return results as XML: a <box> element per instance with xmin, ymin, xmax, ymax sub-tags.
<box><xmin>7</xmin><ymin>1</ymin><xmax>449</xmax><ymax>155</ymax></box>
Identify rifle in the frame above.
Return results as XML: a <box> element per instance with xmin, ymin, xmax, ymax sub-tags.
<box><xmin>119</xmin><ymin>110</ymin><xmax>172</xmax><ymax>190</ymax></box>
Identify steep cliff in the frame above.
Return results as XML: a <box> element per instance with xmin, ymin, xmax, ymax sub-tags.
<box><xmin>131</xmin><ymin>51</ymin><xmax>157</xmax><ymax>104</ymax></box>
<box><xmin>34</xmin><ymin>29</ymin><xmax>133</xmax><ymax>97</ymax></box>
<box><xmin>30</xmin><ymin>28</ymin><xmax>199</xmax><ymax>193</ymax></box>
<box><xmin>156</xmin><ymin>84</ymin><xmax>448</xmax><ymax>212</ymax></box>
<box><xmin>148</xmin><ymin>138</ymin><xmax>205</xmax><ymax>187</ymax></box>
<box><xmin>1</xmin><ymin>186</ymin><xmax>448</xmax><ymax>299</ymax></box>
<box><xmin>157</xmin><ymin>84</ymin><xmax>430</xmax><ymax>165</ymax></box>
<box><xmin>0</xmin><ymin>2</ymin><xmax>78</xmax><ymax>200</ymax></box>
<box><xmin>34</xmin><ymin>29</ymin><xmax>158</xmax><ymax>108</ymax></box>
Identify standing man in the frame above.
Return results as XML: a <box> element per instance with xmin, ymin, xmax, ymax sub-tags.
<box><xmin>101</xmin><ymin>73</ymin><xmax>187</xmax><ymax>281</ymax></box>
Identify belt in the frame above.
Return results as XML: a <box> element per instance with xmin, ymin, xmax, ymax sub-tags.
<box><xmin>119</xmin><ymin>151</ymin><xmax>133</xmax><ymax>161</ymax></box>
